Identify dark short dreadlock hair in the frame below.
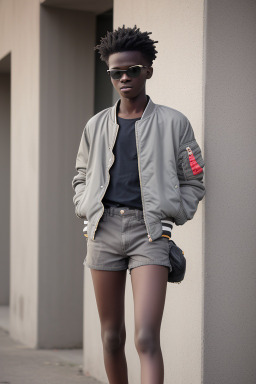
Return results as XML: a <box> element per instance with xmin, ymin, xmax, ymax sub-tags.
<box><xmin>95</xmin><ymin>25</ymin><xmax>158</xmax><ymax>65</ymax></box>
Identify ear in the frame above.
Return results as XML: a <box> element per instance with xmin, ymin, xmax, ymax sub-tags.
<box><xmin>146</xmin><ymin>66</ymin><xmax>153</xmax><ymax>79</ymax></box>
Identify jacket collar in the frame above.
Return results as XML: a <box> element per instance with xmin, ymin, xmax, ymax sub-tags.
<box><xmin>110</xmin><ymin>96</ymin><xmax>156</xmax><ymax>124</ymax></box>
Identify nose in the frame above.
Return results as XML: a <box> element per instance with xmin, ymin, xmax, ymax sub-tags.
<box><xmin>120</xmin><ymin>72</ymin><xmax>130</xmax><ymax>82</ymax></box>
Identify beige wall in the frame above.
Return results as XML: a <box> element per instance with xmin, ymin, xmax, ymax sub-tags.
<box><xmin>0</xmin><ymin>0</ymin><xmax>41</xmax><ymax>347</ymax></box>
<box><xmin>83</xmin><ymin>1</ymin><xmax>205</xmax><ymax>383</ymax></box>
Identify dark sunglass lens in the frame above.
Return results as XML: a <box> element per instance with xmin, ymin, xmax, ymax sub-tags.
<box><xmin>110</xmin><ymin>70</ymin><xmax>122</xmax><ymax>79</ymax></box>
<box><xmin>111</xmin><ymin>70</ymin><xmax>121</xmax><ymax>79</ymax></box>
<box><xmin>127</xmin><ymin>66</ymin><xmax>141</xmax><ymax>77</ymax></box>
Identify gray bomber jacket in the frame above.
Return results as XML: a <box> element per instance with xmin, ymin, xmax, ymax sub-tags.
<box><xmin>72</xmin><ymin>97</ymin><xmax>205</xmax><ymax>241</ymax></box>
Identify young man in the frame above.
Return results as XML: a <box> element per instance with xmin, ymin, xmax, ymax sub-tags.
<box><xmin>72</xmin><ymin>26</ymin><xmax>205</xmax><ymax>384</ymax></box>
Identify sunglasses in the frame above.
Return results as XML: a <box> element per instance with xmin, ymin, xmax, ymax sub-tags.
<box><xmin>107</xmin><ymin>65</ymin><xmax>148</xmax><ymax>80</ymax></box>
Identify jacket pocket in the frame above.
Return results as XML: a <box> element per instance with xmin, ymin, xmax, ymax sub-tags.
<box><xmin>178</xmin><ymin>140</ymin><xmax>204</xmax><ymax>181</ymax></box>
<box><xmin>75</xmin><ymin>195</ymin><xmax>89</xmax><ymax>219</ymax></box>
<box><xmin>74</xmin><ymin>183</ymin><xmax>89</xmax><ymax>219</ymax></box>
<box><xmin>75</xmin><ymin>200</ymin><xmax>84</xmax><ymax>219</ymax></box>
<box><xmin>73</xmin><ymin>183</ymin><xmax>85</xmax><ymax>205</ymax></box>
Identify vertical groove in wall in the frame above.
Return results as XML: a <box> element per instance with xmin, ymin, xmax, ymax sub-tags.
<box><xmin>0</xmin><ymin>69</ymin><xmax>11</xmax><ymax>307</ymax></box>
<box><xmin>201</xmin><ymin>0</ymin><xmax>207</xmax><ymax>382</ymax></box>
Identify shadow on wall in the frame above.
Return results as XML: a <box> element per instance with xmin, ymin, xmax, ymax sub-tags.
<box><xmin>0</xmin><ymin>53</ymin><xmax>11</xmax><ymax>309</ymax></box>
<box><xmin>94</xmin><ymin>9</ymin><xmax>114</xmax><ymax>114</ymax></box>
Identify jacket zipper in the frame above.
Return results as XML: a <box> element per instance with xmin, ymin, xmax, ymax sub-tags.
<box><xmin>186</xmin><ymin>146</ymin><xmax>203</xmax><ymax>176</ymax></box>
<box><xmin>92</xmin><ymin>123</ymin><xmax>120</xmax><ymax>240</ymax></box>
<box><xmin>186</xmin><ymin>146</ymin><xmax>193</xmax><ymax>156</ymax></box>
<box><xmin>135</xmin><ymin>121</ymin><xmax>152</xmax><ymax>242</ymax></box>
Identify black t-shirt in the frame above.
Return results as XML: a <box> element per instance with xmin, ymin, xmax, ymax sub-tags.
<box><xmin>102</xmin><ymin>116</ymin><xmax>143</xmax><ymax>210</ymax></box>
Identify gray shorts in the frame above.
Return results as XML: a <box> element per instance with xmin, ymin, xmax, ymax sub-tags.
<box><xmin>83</xmin><ymin>207</ymin><xmax>172</xmax><ymax>274</ymax></box>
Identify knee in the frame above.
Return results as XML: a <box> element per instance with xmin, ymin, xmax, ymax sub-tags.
<box><xmin>135</xmin><ymin>328</ymin><xmax>159</xmax><ymax>355</ymax></box>
<box><xmin>102</xmin><ymin>329</ymin><xmax>125</xmax><ymax>354</ymax></box>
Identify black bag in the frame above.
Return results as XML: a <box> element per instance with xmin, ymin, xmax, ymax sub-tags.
<box><xmin>168</xmin><ymin>240</ymin><xmax>186</xmax><ymax>283</ymax></box>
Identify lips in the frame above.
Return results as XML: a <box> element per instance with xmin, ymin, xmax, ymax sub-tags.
<box><xmin>120</xmin><ymin>86</ymin><xmax>132</xmax><ymax>91</ymax></box>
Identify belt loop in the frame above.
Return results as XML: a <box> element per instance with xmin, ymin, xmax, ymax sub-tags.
<box><xmin>136</xmin><ymin>209</ymin><xmax>143</xmax><ymax>220</ymax></box>
<box><xmin>104</xmin><ymin>207</ymin><xmax>111</xmax><ymax>217</ymax></box>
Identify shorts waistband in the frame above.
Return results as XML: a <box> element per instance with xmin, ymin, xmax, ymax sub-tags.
<box><xmin>103</xmin><ymin>206</ymin><xmax>144</xmax><ymax>220</ymax></box>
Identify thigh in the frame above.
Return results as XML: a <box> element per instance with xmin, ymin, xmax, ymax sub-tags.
<box><xmin>131</xmin><ymin>265</ymin><xmax>168</xmax><ymax>332</ymax></box>
<box><xmin>90</xmin><ymin>269</ymin><xmax>127</xmax><ymax>328</ymax></box>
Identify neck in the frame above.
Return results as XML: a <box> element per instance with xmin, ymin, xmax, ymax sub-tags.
<box><xmin>118</xmin><ymin>94</ymin><xmax>148</xmax><ymax>118</ymax></box>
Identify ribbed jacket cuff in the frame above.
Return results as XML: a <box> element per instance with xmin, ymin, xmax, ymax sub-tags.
<box><xmin>83</xmin><ymin>220</ymin><xmax>88</xmax><ymax>236</ymax></box>
<box><xmin>161</xmin><ymin>219</ymin><xmax>173</xmax><ymax>239</ymax></box>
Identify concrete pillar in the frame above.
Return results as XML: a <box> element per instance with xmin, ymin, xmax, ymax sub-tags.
<box><xmin>8</xmin><ymin>0</ymin><xmax>40</xmax><ymax>347</ymax></box>
<box><xmin>204</xmin><ymin>1</ymin><xmax>256</xmax><ymax>382</ymax></box>
<box><xmin>38</xmin><ymin>5</ymin><xmax>96</xmax><ymax>348</ymax></box>
<box><xmin>0</xmin><ymin>0</ymin><xmax>96</xmax><ymax>348</ymax></box>
<box><xmin>0</xmin><ymin>68</ymin><xmax>11</xmax><ymax>305</ymax></box>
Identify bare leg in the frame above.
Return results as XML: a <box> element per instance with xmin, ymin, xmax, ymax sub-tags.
<box><xmin>131</xmin><ymin>265</ymin><xmax>168</xmax><ymax>384</ymax></box>
<box><xmin>90</xmin><ymin>269</ymin><xmax>129</xmax><ymax>384</ymax></box>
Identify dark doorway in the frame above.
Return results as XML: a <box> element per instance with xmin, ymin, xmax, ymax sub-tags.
<box><xmin>94</xmin><ymin>9</ymin><xmax>113</xmax><ymax>114</ymax></box>
<box><xmin>0</xmin><ymin>53</ymin><xmax>11</xmax><ymax>330</ymax></box>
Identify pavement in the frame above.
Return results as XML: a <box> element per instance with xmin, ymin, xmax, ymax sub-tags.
<box><xmin>0</xmin><ymin>326</ymin><xmax>104</xmax><ymax>384</ymax></box>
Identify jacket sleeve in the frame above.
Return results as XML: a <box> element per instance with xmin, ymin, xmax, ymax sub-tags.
<box><xmin>174</xmin><ymin>119</ymin><xmax>205</xmax><ymax>225</ymax></box>
<box><xmin>72</xmin><ymin>125</ymin><xmax>90</xmax><ymax>216</ymax></box>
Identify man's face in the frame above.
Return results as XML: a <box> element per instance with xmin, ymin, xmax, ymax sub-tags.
<box><xmin>107</xmin><ymin>51</ymin><xmax>153</xmax><ymax>100</ymax></box>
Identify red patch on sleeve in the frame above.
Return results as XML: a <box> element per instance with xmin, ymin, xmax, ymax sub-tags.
<box><xmin>186</xmin><ymin>147</ymin><xmax>203</xmax><ymax>175</ymax></box>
